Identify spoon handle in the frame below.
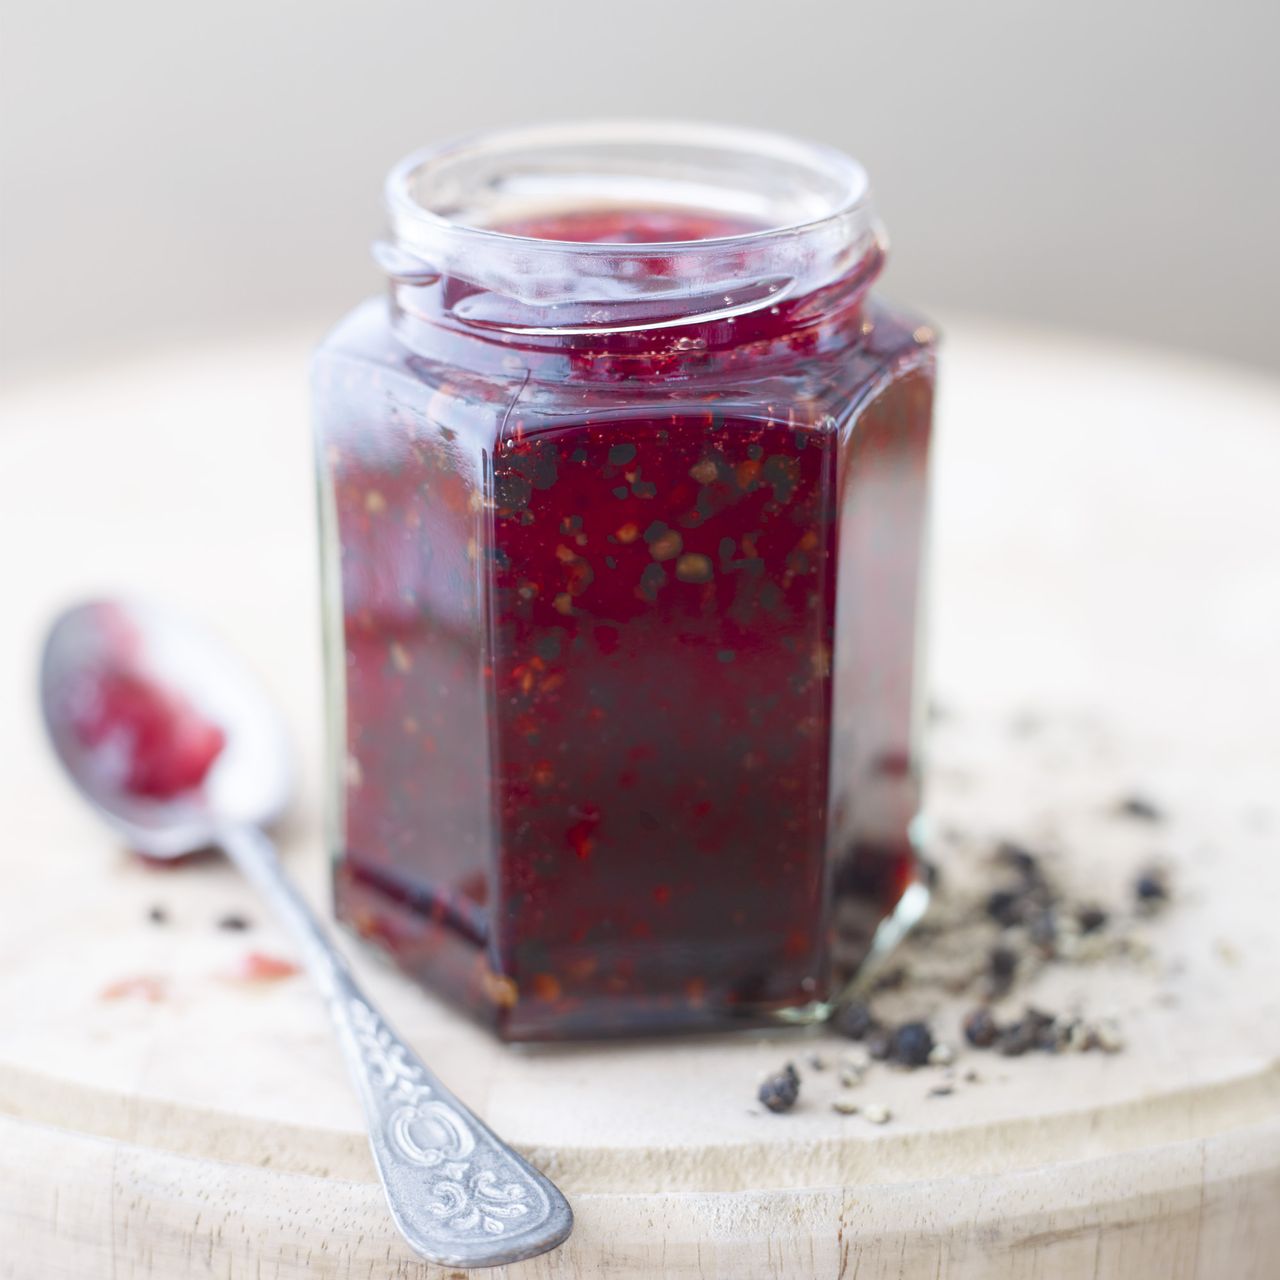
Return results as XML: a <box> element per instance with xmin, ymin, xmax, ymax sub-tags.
<box><xmin>218</xmin><ymin>824</ymin><xmax>573</xmax><ymax>1269</ymax></box>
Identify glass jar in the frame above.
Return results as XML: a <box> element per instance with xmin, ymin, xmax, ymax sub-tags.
<box><xmin>312</xmin><ymin>122</ymin><xmax>936</xmax><ymax>1040</ymax></box>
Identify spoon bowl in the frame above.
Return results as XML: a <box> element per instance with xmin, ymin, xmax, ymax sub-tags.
<box><xmin>40</xmin><ymin>599</ymin><xmax>292</xmax><ymax>857</ymax></box>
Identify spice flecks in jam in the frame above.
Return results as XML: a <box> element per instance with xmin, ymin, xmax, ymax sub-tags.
<box><xmin>315</xmin><ymin>204</ymin><xmax>935</xmax><ymax>1039</ymax></box>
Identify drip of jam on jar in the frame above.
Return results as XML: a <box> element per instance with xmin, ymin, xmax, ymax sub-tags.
<box><xmin>316</xmin><ymin>201</ymin><xmax>934</xmax><ymax>1039</ymax></box>
<box><xmin>67</xmin><ymin>611</ymin><xmax>225</xmax><ymax>800</ymax></box>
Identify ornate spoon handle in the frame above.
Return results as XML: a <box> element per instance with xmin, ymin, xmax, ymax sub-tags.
<box><xmin>220</xmin><ymin>824</ymin><xmax>573</xmax><ymax>1269</ymax></box>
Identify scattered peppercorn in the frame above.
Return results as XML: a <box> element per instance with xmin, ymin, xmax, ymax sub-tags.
<box><xmin>996</xmin><ymin>1019</ymin><xmax>1037</xmax><ymax>1057</ymax></box>
<box><xmin>889</xmin><ymin>1020</ymin><xmax>935</xmax><ymax>1068</ymax></box>
<box><xmin>829</xmin><ymin>1000</ymin><xmax>877</xmax><ymax>1041</ymax></box>
<box><xmin>986</xmin><ymin>889</ymin><xmax>1024</xmax><ymax>928</ymax></box>
<box><xmin>1118</xmin><ymin>795</ymin><xmax>1164</xmax><ymax>822</ymax></box>
<box><xmin>1035</xmin><ymin>1016</ymin><xmax>1069</xmax><ymax>1054</ymax></box>
<box><xmin>758</xmin><ymin>1063</ymin><xmax>801</xmax><ymax>1113</ymax></box>
<box><xmin>217</xmin><ymin>912</ymin><xmax>252</xmax><ymax>931</ymax></box>
<box><xmin>996</xmin><ymin>840</ymin><xmax>1043</xmax><ymax>882</ymax></box>
<box><xmin>963</xmin><ymin>1006</ymin><xmax>999</xmax><ymax>1048</ymax></box>
<box><xmin>146</xmin><ymin>905</ymin><xmax>168</xmax><ymax>925</ymax></box>
<box><xmin>1134</xmin><ymin>868</ymin><xmax>1169</xmax><ymax>910</ymax></box>
<box><xmin>988</xmin><ymin>945</ymin><xmax>1019</xmax><ymax>996</ymax></box>
<box><xmin>1077</xmin><ymin>904</ymin><xmax>1109</xmax><ymax>934</ymax></box>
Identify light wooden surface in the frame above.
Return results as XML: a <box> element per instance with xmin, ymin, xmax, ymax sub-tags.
<box><xmin>1</xmin><ymin>322</ymin><xmax>1278</xmax><ymax>1279</ymax></box>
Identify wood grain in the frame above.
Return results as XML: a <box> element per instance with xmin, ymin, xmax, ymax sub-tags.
<box><xmin>1</xmin><ymin>322</ymin><xmax>1278</xmax><ymax>1278</ymax></box>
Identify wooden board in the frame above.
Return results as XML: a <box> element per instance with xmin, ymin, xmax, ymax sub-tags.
<box><xmin>1</xmin><ymin>322</ymin><xmax>1278</xmax><ymax>1279</ymax></box>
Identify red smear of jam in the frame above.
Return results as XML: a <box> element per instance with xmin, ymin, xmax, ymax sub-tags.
<box><xmin>100</xmin><ymin>974</ymin><xmax>167</xmax><ymax>1002</ymax></box>
<box><xmin>316</xmin><ymin>205</ymin><xmax>934</xmax><ymax>1039</ymax></box>
<box><xmin>69</xmin><ymin>644</ymin><xmax>225</xmax><ymax>801</ymax></box>
<box><xmin>223</xmin><ymin>951</ymin><xmax>300</xmax><ymax>982</ymax></box>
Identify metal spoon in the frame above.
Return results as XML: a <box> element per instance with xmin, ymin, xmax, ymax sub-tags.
<box><xmin>39</xmin><ymin>599</ymin><xmax>573</xmax><ymax>1270</ymax></box>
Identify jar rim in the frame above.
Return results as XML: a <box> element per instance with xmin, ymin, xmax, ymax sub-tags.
<box><xmin>382</xmin><ymin>120</ymin><xmax>883</xmax><ymax>334</ymax></box>
<box><xmin>385</xmin><ymin>119</ymin><xmax>874</xmax><ymax>254</ymax></box>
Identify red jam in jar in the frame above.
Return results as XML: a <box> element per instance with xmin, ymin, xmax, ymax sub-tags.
<box><xmin>313</xmin><ymin>123</ymin><xmax>935</xmax><ymax>1039</ymax></box>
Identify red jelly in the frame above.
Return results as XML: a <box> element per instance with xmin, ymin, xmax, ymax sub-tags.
<box><xmin>313</xmin><ymin>123</ymin><xmax>936</xmax><ymax>1039</ymax></box>
<box><xmin>67</xmin><ymin>608</ymin><xmax>226</xmax><ymax>800</ymax></box>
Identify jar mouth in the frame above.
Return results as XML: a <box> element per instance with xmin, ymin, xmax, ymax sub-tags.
<box><xmin>382</xmin><ymin>120</ymin><xmax>883</xmax><ymax>332</ymax></box>
<box><xmin>386</xmin><ymin>119</ymin><xmax>873</xmax><ymax>252</ymax></box>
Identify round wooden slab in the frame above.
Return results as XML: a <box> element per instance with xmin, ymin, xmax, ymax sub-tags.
<box><xmin>1</xmin><ymin>323</ymin><xmax>1278</xmax><ymax>1278</ymax></box>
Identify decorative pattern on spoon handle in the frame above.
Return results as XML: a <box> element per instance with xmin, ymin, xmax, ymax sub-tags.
<box><xmin>344</xmin><ymin>996</ymin><xmax>556</xmax><ymax>1244</ymax></box>
<box><xmin>217</xmin><ymin>824</ymin><xmax>570</xmax><ymax>1267</ymax></box>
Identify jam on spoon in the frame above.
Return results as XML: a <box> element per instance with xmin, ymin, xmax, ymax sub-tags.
<box><xmin>58</xmin><ymin>601</ymin><xmax>225</xmax><ymax>802</ymax></box>
<box><xmin>70</xmin><ymin>665</ymin><xmax>226</xmax><ymax>800</ymax></box>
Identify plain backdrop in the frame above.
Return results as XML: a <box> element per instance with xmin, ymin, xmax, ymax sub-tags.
<box><xmin>1</xmin><ymin>0</ymin><xmax>1277</xmax><ymax>382</ymax></box>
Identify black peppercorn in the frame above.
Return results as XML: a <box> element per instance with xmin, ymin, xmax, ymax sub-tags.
<box><xmin>889</xmin><ymin>1021</ymin><xmax>935</xmax><ymax>1068</ymax></box>
<box><xmin>1134</xmin><ymin>869</ymin><xmax>1169</xmax><ymax>907</ymax></box>
<box><xmin>998</xmin><ymin>1006</ymin><xmax>1056</xmax><ymax>1056</ymax></box>
<box><xmin>1118</xmin><ymin>795</ymin><xmax>1163</xmax><ymax>822</ymax></box>
<box><xmin>989</xmin><ymin>945</ymin><xmax>1018</xmax><ymax>981</ymax></box>
<box><xmin>996</xmin><ymin>841</ymin><xmax>1042</xmax><ymax>881</ymax></box>
<box><xmin>1077</xmin><ymin>905</ymin><xmax>1108</xmax><ymax>934</ymax></box>
<box><xmin>986</xmin><ymin>889</ymin><xmax>1023</xmax><ymax>928</ymax></box>
<box><xmin>758</xmin><ymin>1063</ymin><xmax>800</xmax><ymax>1113</ymax></box>
<box><xmin>996</xmin><ymin>1020</ymin><xmax>1036</xmax><ymax>1057</ymax></box>
<box><xmin>963</xmin><ymin>1006</ymin><xmax>999</xmax><ymax>1048</ymax></box>
<box><xmin>830</xmin><ymin>1000</ymin><xmax>877</xmax><ymax>1041</ymax></box>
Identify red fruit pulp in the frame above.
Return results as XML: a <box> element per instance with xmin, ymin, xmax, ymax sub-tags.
<box><xmin>317</xmin><ymin>206</ymin><xmax>934</xmax><ymax>1038</ymax></box>
<box><xmin>71</xmin><ymin>665</ymin><xmax>225</xmax><ymax>800</ymax></box>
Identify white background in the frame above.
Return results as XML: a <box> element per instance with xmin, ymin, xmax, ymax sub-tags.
<box><xmin>2</xmin><ymin>0</ymin><xmax>1277</xmax><ymax>380</ymax></box>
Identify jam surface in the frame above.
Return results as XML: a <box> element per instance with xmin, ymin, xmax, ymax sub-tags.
<box><xmin>67</xmin><ymin>608</ymin><xmax>225</xmax><ymax>801</ymax></box>
<box><xmin>315</xmin><ymin>207</ymin><xmax>934</xmax><ymax>1038</ymax></box>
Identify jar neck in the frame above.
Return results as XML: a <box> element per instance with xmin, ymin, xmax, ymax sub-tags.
<box><xmin>377</xmin><ymin>121</ymin><xmax>886</xmax><ymax>381</ymax></box>
<box><xmin>385</xmin><ymin>245</ymin><xmax>884</xmax><ymax>382</ymax></box>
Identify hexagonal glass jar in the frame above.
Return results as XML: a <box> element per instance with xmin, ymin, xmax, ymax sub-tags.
<box><xmin>312</xmin><ymin>122</ymin><xmax>935</xmax><ymax>1039</ymax></box>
